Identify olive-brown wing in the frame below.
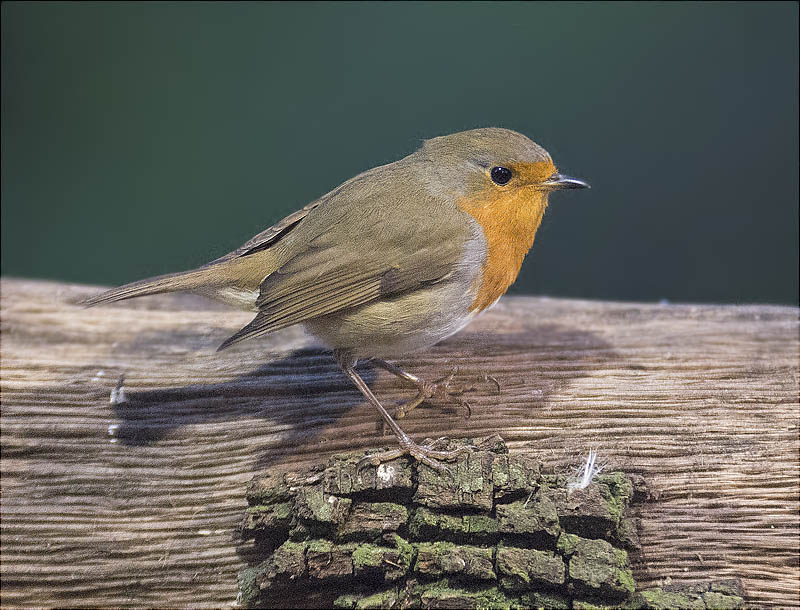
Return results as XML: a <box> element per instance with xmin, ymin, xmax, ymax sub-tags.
<box><xmin>217</xmin><ymin>212</ymin><xmax>469</xmax><ymax>350</ymax></box>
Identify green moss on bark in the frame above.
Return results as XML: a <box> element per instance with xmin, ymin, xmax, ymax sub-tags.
<box><xmin>640</xmin><ymin>589</ymin><xmax>705</xmax><ymax>609</ymax></box>
<box><xmin>568</xmin><ymin>537</ymin><xmax>635</xmax><ymax>598</ymax></box>
<box><xmin>336</xmin><ymin>502</ymin><xmax>408</xmax><ymax>541</ymax></box>
<box><xmin>352</xmin><ymin>535</ymin><xmax>413</xmax><ymax>582</ymax></box>
<box><xmin>496</xmin><ymin>491</ymin><xmax>560</xmax><ymax>545</ymax></box>
<box><xmin>496</xmin><ymin>545</ymin><xmax>566</xmax><ymax>591</ymax></box>
<box><xmin>701</xmin><ymin>591</ymin><xmax>745</xmax><ymax>609</ymax></box>
<box><xmin>415</xmin><ymin>541</ymin><xmax>496</xmax><ymax>580</ymax></box>
<box><xmin>408</xmin><ymin>506</ymin><xmax>499</xmax><ymax>543</ymax></box>
<box><xmin>414</xmin><ymin>450</ymin><xmax>495</xmax><ymax>512</ymax></box>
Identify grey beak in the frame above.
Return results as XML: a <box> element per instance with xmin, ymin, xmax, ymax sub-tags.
<box><xmin>544</xmin><ymin>173</ymin><xmax>590</xmax><ymax>190</ymax></box>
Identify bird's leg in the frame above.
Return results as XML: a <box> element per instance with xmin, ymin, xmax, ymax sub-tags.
<box><xmin>371</xmin><ymin>359</ymin><xmax>472</xmax><ymax>421</ymax></box>
<box><xmin>370</xmin><ymin>359</ymin><xmax>430</xmax><ymax>419</ymax></box>
<box><xmin>335</xmin><ymin>350</ymin><xmax>471</xmax><ymax>471</ymax></box>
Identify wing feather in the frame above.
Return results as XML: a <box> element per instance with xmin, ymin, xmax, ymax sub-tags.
<box><xmin>216</xmin><ymin>161</ymin><xmax>477</xmax><ymax>351</ymax></box>
<box><xmin>217</xmin><ymin>240</ymin><xmax>464</xmax><ymax>351</ymax></box>
<box><xmin>217</xmin><ymin>274</ymin><xmax>382</xmax><ymax>349</ymax></box>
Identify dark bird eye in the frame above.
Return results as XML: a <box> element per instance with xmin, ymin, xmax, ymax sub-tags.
<box><xmin>490</xmin><ymin>166</ymin><xmax>512</xmax><ymax>185</ymax></box>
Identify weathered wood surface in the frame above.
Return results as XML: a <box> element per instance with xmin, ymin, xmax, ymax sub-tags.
<box><xmin>0</xmin><ymin>277</ymin><xmax>797</xmax><ymax>608</ymax></box>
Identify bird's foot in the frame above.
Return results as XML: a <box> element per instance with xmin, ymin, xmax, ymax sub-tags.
<box><xmin>394</xmin><ymin>367</ymin><xmax>474</xmax><ymax>420</ymax></box>
<box><xmin>369</xmin><ymin>359</ymin><xmax>502</xmax><ymax>435</ymax></box>
<box><xmin>393</xmin><ymin>369</ymin><xmax>501</xmax><ymax>420</ymax></box>
<box><xmin>358</xmin><ymin>436</ymin><xmax>474</xmax><ymax>474</ymax></box>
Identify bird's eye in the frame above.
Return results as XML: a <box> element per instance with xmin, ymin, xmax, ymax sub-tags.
<box><xmin>490</xmin><ymin>166</ymin><xmax>513</xmax><ymax>185</ymax></box>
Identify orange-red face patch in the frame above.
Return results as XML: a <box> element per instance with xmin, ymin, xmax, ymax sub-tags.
<box><xmin>458</xmin><ymin>161</ymin><xmax>556</xmax><ymax>312</ymax></box>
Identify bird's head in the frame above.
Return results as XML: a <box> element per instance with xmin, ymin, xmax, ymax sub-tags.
<box><xmin>414</xmin><ymin>127</ymin><xmax>590</xmax><ymax>312</ymax></box>
<box><xmin>416</xmin><ymin>127</ymin><xmax>589</xmax><ymax>203</ymax></box>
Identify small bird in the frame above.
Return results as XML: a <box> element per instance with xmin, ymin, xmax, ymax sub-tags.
<box><xmin>85</xmin><ymin>128</ymin><xmax>589</xmax><ymax>468</ymax></box>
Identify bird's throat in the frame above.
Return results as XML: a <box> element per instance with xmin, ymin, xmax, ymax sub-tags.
<box><xmin>459</xmin><ymin>188</ymin><xmax>548</xmax><ymax>312</ymax></box>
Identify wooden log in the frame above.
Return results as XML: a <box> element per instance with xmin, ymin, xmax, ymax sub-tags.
<box><xmin>0</xmin><ymin>277</ymin><xmax>797</xmax><ymax>607</ymax></box>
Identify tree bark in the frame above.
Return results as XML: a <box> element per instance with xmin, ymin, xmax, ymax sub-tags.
<box><xmin>239</xmin><ymin>437</ymin><xmax>745</xmax><ymax>609</ymax></box>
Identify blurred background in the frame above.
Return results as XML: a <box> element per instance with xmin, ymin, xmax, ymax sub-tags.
<box><xmin>2</xmin><ymin>2</ymin><xmax>798</xmax><ymax>305</ymax></box>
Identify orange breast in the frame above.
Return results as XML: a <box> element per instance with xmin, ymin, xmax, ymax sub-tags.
<box><xmin>458</xmin><ymin>161</ymin><xmax>554</xmax><ymax>312</ymax></box>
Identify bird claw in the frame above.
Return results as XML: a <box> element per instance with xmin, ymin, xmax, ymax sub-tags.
<box><xmin>378</xmin><ymin>367</ymin><xmax>499</xmax><ymax>433</ymax></box>
<box><xmin>357</xmin><ymin>439</ymin><xmax>475</xmax><ymax>475</ymax></box>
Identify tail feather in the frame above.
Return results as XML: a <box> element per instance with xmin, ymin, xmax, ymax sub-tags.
<box><xmin>81</xmin><ymin>268</ymin><xmax>210</xmax><ymax>306</ymax></box>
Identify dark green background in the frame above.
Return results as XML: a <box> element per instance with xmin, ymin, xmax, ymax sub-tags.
<box><xmin>2</xmin><ymin>2</ymin><xmax>798</xmax><ymax>304</ymax></box>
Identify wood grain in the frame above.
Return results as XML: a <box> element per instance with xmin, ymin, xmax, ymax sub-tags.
<box><xmin>0</xmin><ymin>277</ymin><xmax>797</xmax><ymax>607</ymax></box>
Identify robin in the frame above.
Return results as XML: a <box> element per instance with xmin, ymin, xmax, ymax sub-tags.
<box><xmin>85</xmin><ymin>128</ymin><xmax>589</xmax><ymax>468</ymax></box>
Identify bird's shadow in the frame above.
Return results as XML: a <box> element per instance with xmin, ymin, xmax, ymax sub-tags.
<box><xmin>109</xmin><ymin>323</ymin><xmax>621</xmax><ymax>471</ymax></box>
<box><xmin>111</xmin><ymin>346</ymin><xmax>378</xmax><ymax>469</ymax></box>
